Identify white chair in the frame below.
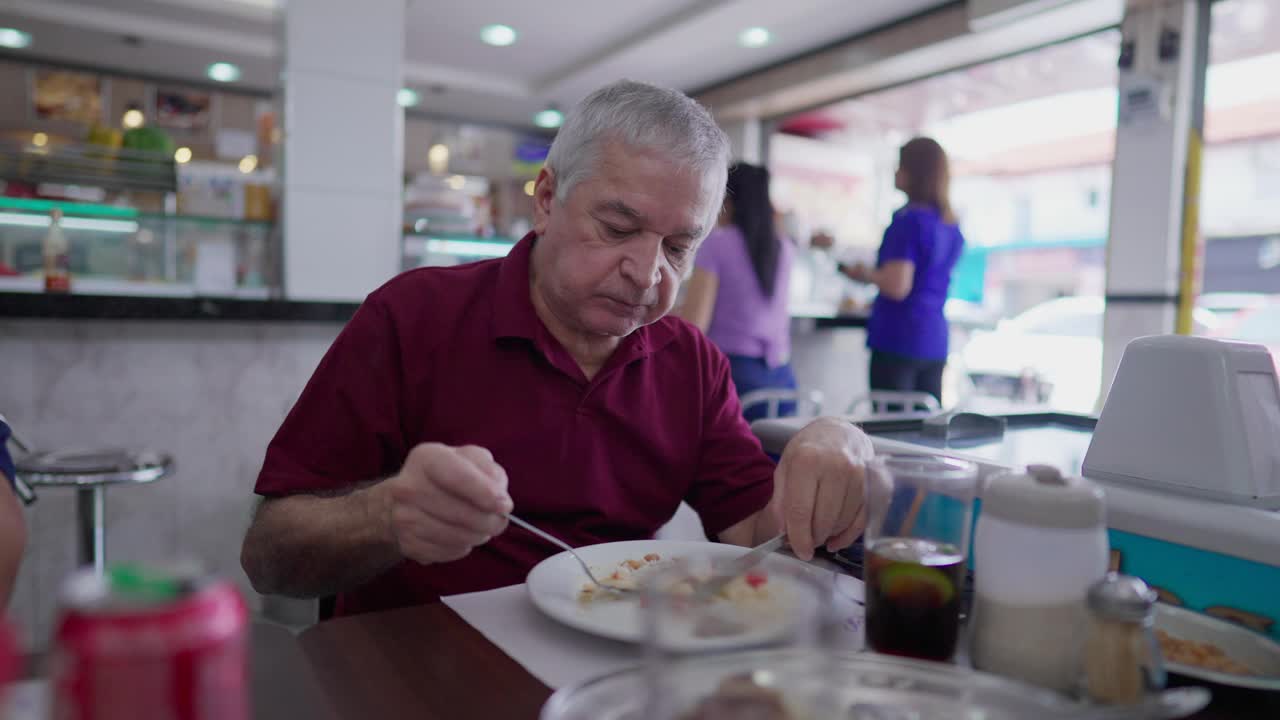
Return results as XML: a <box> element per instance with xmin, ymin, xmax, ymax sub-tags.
<box><xmin>846</xmin><ymin>391</ymin><xmax>940</xmax><ymax>419</ymax></box>
<box><xmin>739</xmin><ymin>388</ymin><xmax>825</xmax><ymax>420</ymax></box>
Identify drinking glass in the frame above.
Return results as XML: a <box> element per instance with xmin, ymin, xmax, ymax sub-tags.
<box><xmin>863</xmin><ymin>454</ymin><xmax>980</xmax><ymax>662</ymax></box>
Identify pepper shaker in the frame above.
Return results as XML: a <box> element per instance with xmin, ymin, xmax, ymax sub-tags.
<box><xmin>1083</xmin><ymin>573</ymin><xmax>1166</xmax><ymax>704</ymax></box>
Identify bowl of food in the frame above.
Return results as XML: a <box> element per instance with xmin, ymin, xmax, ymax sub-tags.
<box><xmin>640</xmin><ymin>553</ymin><xmax>828</xmax><ymax>656</ymax></box>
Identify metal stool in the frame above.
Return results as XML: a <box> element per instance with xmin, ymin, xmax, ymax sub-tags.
<box><xmin>17</xmin><ymin>449</ymin><xmax>173</xmax><ymax>576</ymax></box>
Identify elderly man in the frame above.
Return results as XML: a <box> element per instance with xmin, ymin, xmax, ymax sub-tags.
<box><xmin>241</xmin><ymin>80</ymin><xmax>872</xmax><ymax>616</ymax></box>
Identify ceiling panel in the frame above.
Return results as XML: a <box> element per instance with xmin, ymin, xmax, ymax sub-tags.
<box><xmin>403</xmin><ymin>0</ymin><xmax>700</xmax><ymax>84</ymax></box>
<box><xmin>0</xmin><ymin>0</ymin><xmax>956</xmax><ymax>129</ymax></box>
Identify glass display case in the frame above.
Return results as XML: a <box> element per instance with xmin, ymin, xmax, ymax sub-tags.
<box><xmin>0</xmin><ymin>196</ymin><xmax>278</xmax><ymax>298</ymax></box>
<box><xmin>402</xmin><ymin>232</ymin><xmax>516</xmax><ymax>271</ymax></box>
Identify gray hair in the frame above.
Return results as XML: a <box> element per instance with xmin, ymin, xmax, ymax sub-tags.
<box><xmin>545</xmin><ymin>80</ymin><xmax>730</xmax><ymax>232</ymax></box>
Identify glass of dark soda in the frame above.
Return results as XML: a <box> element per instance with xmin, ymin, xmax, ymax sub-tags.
<box><xmin>863</xmin><ymin>455</ymin><xmax>978</xmax><ymax>662</ymax></box>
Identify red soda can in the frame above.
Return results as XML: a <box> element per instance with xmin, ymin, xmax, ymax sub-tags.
<box><xmin>51</xmin><ymin>565</ymin><xmax>249</xmax><ymax>720</ymax></box>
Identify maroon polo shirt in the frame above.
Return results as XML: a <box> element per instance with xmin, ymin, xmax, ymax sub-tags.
<box><xmin>254</xmin><ymin>233</ymin><xmax>776</xmax><ymax>615</ymax></box>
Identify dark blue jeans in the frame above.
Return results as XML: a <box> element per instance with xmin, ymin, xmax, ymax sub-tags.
<box><xmin>726</xmin><ymin>354</ymin><xmax>798</xmax><ymax>423</ymax></box>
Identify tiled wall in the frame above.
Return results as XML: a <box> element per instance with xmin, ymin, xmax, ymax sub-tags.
<box><xmin>0</xmin><ymin>317</ymin><xmax>873</xmax><ymax>649</ymax></box>
<box><xmin>0</xmin><ymin>319</ymin><xmax>341</xmax><ymax>649</ymax></box>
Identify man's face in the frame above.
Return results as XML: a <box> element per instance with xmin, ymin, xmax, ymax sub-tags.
<box><xmin>531</xmin><ymin>141</ymin><xmax>715</xmax><ymax>339</ymax></box>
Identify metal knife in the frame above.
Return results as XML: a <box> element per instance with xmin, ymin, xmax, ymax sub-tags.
<box><xmin>698</xmin><ymin>532</ymin><xmax>787</xmax><ymax>598</ymax></box>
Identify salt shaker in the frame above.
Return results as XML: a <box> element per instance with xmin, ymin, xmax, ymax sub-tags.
<box><xmin>970</xmin><ymin>464</ymin><xmax>1109</xmax><ymax>691</ymax></box>
<box><xmin>1084</xmin><ymin>573</ymin><xmax>1166</xmax><ymax>704</ymax></box>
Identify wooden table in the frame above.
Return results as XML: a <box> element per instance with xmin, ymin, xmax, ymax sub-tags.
<box><xmin>297</xmin><ymin>603</ymin><xmax>550</xmax><ymax>720</ymax></box>
<box><xmin>294</xmin><ymin>602</ymin><xmax>1278</xmax><ymax>720</ymax></box>
<box><xmin>21</xmin><ymin>603</ymin><xmax>1277</xmax><ymax>718</ymax></box>
<box><xmin>19</xmin><ymin>622</ymin><xmax>341</xmax><ymax>719</ymax></box>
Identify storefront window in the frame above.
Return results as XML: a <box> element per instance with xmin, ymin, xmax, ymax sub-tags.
<box><xmin>773</xmin><ymin>30</ymin><xmax>1121</xmax><ymax>412</ymax></box>
<box><xmin>1196</xmin><ymin>0</ymin><xmax>1280</xmax><ymax>367</ymax></box>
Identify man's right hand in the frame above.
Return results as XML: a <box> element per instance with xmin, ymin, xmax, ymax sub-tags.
<box><xmin>378</xmin><ymin>443</ymin><xmax>513</xmax><ymax>565</ymax></box>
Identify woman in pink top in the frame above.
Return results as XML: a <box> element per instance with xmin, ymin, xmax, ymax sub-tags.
<box><xmin>679</xmin><ymin>163</ymin><xmax>795</xmax><ymax>421</ymax></box>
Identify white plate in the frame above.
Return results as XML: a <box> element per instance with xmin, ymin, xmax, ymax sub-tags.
<box><xmin>1156</xmin><ymin>602</ymin><xmax>1280</xmax><ymax>691</ymax></box>
<box><xmin>525</xmin><ymin>540</ymin><xmax>813</xmax><ymax>651</ymax></box>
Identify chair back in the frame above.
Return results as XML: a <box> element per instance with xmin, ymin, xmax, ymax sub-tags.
<box><xmin>739</xmin><ymin>388</ymin><xmax>825</xmax><ymax>419</ymax></box>
<box><xmin>846</xmin><ymin>391</ymin><xmax>940</xmax><ymax>419</ymax></box>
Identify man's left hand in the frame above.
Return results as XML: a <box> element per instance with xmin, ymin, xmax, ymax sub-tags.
<box><xmin>771</xmin><ymin>417</ymin><xmax>874</xmax><ymax>560</ymax></box>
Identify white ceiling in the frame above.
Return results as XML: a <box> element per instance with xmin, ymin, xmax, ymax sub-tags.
<box><xmin>0</xmin><ymin>0</ymin><xmax>953</xmax><ymax>129</ymax></box>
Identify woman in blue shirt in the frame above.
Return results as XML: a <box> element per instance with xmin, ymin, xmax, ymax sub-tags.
<box><xmin>843</xmin><ymin>137</ymin><xmax>964</xmax><ymax>403</ymax></box>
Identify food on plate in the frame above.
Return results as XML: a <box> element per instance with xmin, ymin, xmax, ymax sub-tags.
<box><xmin>679</xmin><ymin>674</ymin><xmax>793</xmax><ymax>720</ymax></box>
<box><xmin>578</xmin><ymin>554</ymin><xmax>665</xmax><ymax>601</ymax></box>
<box><xmin>1157</xmin><ymin>629</ymin><xmax>1254</xmax><ymax>676</ymax></box>
<box><xmin>577</xmin><ymin>554</ymin><xmax>775</xmax><ymax>609</ymax></box>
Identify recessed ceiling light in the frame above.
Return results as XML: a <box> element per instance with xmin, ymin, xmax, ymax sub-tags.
<box><xmin>122</xmin><ymin>109</ymin><xmax>145</xmax><ymax>129</ymax></box>
<box><xmin>480</xmin><ymin>24</ymin><xmax>517</xmax><ymax>47</ymax></box>
<box><xmin>397</xmin><ymin>88</ymin><xmax>420</xmax><ymax>107</ymax></box>
<box><xmin>738</xmin><ymin>27</ymin><xmax>771</xmax><ymax>48</ymax></box>
<box><xmin>207</xmin><ymin>62</ymin><xmax>241</xmax><ymax>83</ymax></box>
<box><xmin>31</xmin><ymin>132</ymin><xmax>48</xmax><ymax>148</ymax></box>
<box><xmin>523</xmin><ymin>180</ymin><xmax>535</xmax><ymax>197</ymax></box>
<box><xmin>533</xmin><ymin>108</ymin><xmax>563</xmax><ymax>129</ymax></box>
<box><xmin>238</xmin><ymin>154</ymin><xmax>258</xmax><ymax>174</ymax></box>
<box><xmin>174</xmin><ymin>147</ymin><xmax>193</xmax><ymax>164</ymax></box>
<box><xmin>0</xmin><ymin>28</ymin><xmax>32</xmax><ymax>49</ymax></box>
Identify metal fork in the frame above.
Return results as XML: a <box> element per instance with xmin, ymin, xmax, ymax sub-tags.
<box><xmin>507</xmin><ymin>514</ymin><xmax>637</xmax><ymax>595</ymax></box>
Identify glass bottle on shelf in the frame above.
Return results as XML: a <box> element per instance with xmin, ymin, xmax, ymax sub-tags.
<box><xmin>43</xmin><ymin>208</ymin><xmax>71</xmax><ymax>293</ymax></box>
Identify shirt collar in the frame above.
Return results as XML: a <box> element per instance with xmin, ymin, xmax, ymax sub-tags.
<box><xmin>490</xmin><ymin>231</ymin><xmax>679</xmax><ymax>362</ymax></box>
<box><xmin>490</xmin><ymin>232</ymin><xmax>542</xmax><ymax>341</ymax></box>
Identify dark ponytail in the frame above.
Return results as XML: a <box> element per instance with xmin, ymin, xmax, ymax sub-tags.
<box><xmin>726</xmin><ymin>163</ymin><xmax>781</xmax><ymax>298</ymax></box>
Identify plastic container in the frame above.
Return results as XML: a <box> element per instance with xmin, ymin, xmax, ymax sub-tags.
<box><xmin>971</xmin><ymin>464</ymin><xmax>1109</xmax><ymax>691</ymax></box>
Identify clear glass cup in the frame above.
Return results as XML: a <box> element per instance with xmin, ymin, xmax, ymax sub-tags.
<box><xmin>640</xmin><ymin>553</ymin><xmax>841</xmax><ymax>720</ymax></box>
<box><xmin>863</xmin><ymin>454</ymin><xmax>980</xmax><ymax>662</ymax></box>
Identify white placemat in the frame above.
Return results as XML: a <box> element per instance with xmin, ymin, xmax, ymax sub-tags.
<box><xmin>442</xmin><ymin>572</ymin><xmax>865</xmax><ymax>690</ymax></box>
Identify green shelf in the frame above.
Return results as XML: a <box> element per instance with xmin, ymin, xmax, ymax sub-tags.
<box><xmin>0</xmin><ymin>198</ymin><xmax>274</xmax><ymax>229</ymax></box>
<box><xmin>0</xmin><ymin>196</ymin><xmax>138</xmax><ymax>218</ymax></box>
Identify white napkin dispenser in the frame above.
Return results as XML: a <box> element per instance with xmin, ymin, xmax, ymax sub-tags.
<box><xmin>1083</xmin><ymin>335</ymin><xmax>1280</xmax><ymax>508</ymax></box>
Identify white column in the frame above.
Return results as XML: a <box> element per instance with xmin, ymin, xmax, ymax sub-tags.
<box><xmin>281</xmin><ymin>0</ymin><xmax>405</xmax><ymax>301</ymax></box>
<box><xmin>1099</xmin><ymin>0</ymin><xmax>1209</xmax><ymax>406</ymax></box>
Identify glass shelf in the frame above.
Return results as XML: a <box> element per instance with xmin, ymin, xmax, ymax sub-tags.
<box><xmin>0</xmin><ymin>198</ymin><xmax>278</xmax><ymax>298</ymax></box>
<box><xmin>403</xmin><ymin>234</ymin><xmax>516</xmax><ymax>269</ymax></box>
<box><xmin>138</xmin><ymin>213</ymin><xmax>274</xmax><ymax>228</ymax></box>
<box><xmin>0</xmin><ymin>138</ymin><xmax>176</xmax><ymax>194</ymax></box>
<box><xmin>0</xmin><ymin>197</ymin><xmax>273</xmax><ymax>228</ymax></box>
